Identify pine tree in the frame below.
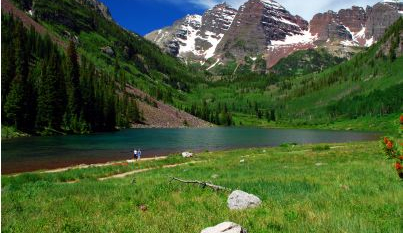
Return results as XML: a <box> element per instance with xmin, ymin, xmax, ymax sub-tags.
<box><xmin>1</xmin><ymin>45</ymin><xmax>16</xmax><ymax>103</ymax></box>
<box><xmin>36</xmin><ymin>49</ymin><xmax>66</xmax><ymax>129</ymax></box>
<box><xmin>66</xmin><ymin>40</ymin><xmax>82</xmax><ymax>129</ymax></box>
<box><xmin>4</xmin><ymin>21</ymin><xmax>29</xmax><ymax>130</ymax></box>
<box><xmin>4</xmin><ymin>80</ymin><xmax>25</xmax><ymax>128</ymax></box>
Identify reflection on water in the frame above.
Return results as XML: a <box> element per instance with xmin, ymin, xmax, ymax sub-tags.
<box><xmin>1</xmin><ymin>127</ymin><xmax>380</xmax><ymax>174</ymax></box>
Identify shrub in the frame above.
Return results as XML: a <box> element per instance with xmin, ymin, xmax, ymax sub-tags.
<box><xmin>380</xmin><ymin>114</ymin><xmax>403</xmax><ymax>178</ymax></box>
<box><xmin>312</xmin><ymin>145</ymin><xmax>331</xmax><ymax>151</ymax></box>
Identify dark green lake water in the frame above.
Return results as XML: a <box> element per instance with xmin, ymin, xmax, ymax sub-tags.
<box><xmin>2</xmin><ymin>127</ymin><xmax>380</xmax><ymax>174</ymax></box>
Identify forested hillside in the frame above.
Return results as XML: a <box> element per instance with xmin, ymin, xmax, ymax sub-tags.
<box><xmin>1</xmin><ymin>14</ymin><xmax>141</xmax><ymax>134</ymax></box>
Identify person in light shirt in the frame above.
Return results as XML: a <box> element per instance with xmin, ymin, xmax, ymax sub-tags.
<box><xmin>133</xmin><ymin>149</ymin><xmax>138</xmax><ymax>160</ymax></box>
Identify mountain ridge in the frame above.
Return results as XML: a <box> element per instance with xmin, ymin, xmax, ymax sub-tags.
<box><xmin>145</xmin><ymin>0</ymin><xmax>403</xmax><ymax>70</ymax></box>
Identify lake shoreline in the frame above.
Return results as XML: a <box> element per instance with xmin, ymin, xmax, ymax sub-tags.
<box><xmin>3</xmin><ymin>139</ymin><xmax>381</xmax><ymax>176</ymax></box>
<box><xmin>2</xmin><ymin>113</ymin><xmax>396</xmax><ymax>140</ymax></box>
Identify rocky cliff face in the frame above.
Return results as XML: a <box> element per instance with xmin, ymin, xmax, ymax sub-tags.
<box><xmin>366</xmin><ymin>1</ymin><xmax>403</xmax><ymax>41</ymax></box>
<box><xmin>310</xmin><ymin>1</ymin><xmax>403</xmax><ymax>46</ymax></box>
<box><xmin>146</xmin><ymin>0</ymin><xmax>403</xmax><ymax>69</ymax></box>
<box><xmin>309</xmin><ymin>9</ymin><xmax>363</xmax><ymax>42</ymax></box>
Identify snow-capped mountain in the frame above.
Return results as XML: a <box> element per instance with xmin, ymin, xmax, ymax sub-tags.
<box><xmin>145</xmin><ymin>0</ymin><xmax>403</xmax><ymax>69</ymax></box>
<box><xmin>145</xmin><ymin>3</ymin><xmax>237</xmax><ymax>61</ymax></box>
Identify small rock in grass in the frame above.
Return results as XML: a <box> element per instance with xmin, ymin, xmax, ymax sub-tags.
<box><xmin>340</xmin><ymin>184</ymin><xmax>349</xmax><ymax>190</ymax></box>
<box><xmin>100</xmin><ymin>46</ymin><xmax>115</xmax><ymax>57</ymax></box>
<box><xmin>201</xmin><ymin>222</ymin><xmax>247</xmax><ymax>233</ymax></box>
<box><xmin>139</xmin><ymin>204</ymin><xmax>147</xmax><ymax>212</ymax></box>
<box><xmin>315</xmin><ymin>163</ymin><xmax>327</xmax><ymax>166</ymax></box>
<box><xmin>227</xmin><ymin>190</ymin><xmax>262</xmax><ymax>210</ymax></box>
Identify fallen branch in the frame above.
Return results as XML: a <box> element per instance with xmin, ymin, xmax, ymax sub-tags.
<box><xmin>169</xmin><ymin>177</ymin><xmax>231</xmax><ymax>192</ymax></box>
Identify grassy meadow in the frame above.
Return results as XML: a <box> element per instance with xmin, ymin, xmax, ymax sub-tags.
<box><xmin>2</xmin><ymin>141</ymin><xmax>402</xmax><ymax>232</ymax></box>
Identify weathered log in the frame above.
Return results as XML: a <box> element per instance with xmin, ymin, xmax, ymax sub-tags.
<box><xmin>169</xmin><ymin>177</ymin><xmax>231</xmax><ymax>192</ymax></box>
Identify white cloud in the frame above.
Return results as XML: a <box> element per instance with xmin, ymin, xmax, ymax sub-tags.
<box><xmin>167</xmin><ymin>0</ymin><xmax>396</xmax><ymax>20</ymax></box>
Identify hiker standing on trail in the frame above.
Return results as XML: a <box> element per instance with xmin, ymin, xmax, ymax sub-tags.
<box><xmin>133</xmin><ymin>149</ymin><xmax>138</xmax><ymax>160</ymax></box>
<box><xmin>137</xmin><ymin>149</ymin><xmax>142</xmax><ymax>160</ymax></box>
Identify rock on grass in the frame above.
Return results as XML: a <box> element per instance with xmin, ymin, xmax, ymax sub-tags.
<box><xmin>201</xmin><ymin>222</ymin><xmax>247</xmax><ymax>233</ymax></box>
<box><xmin>227</xmin><ymin>190</ymin><xmax>262</xmax><ymax>210</ymax></box>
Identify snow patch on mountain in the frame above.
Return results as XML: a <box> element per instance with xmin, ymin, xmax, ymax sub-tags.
<box><xmin>204</xmin><ymin>32</ymin><xmax>225</xmax><ymax>59</ymax></box>
<box><xmin>270</xmin><ymin>30</ymin><xmax>317</xmax><ymax>46</ymax></box>
<box><xmin>260</xmin><ymin>0</ymin><xmax>284</xmax><ymax>10</ymax></box>
<box><xmin>365</xmin><ymin>37</ymin><xmax>374</xmax><ymax>47</ymax></box>
<box><xmin>177</xmin><ymin>15</ymin><xmax>202</xmax><ymax>55</ymax></box>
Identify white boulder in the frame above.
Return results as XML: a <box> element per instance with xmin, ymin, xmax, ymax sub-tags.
<box><xmin>182</xmin><ymin>152</ymin><xmax>193</xmax><ymax>158</ymax></box>
<box><xmin>201</xmin><ymin>222</ymin><xmax>247</xmax><ymax>233</ymax></box>
<box><xmin>227</xmin><ymin>190</ymin><xmax>262</xmax><ymax>210</ymax></box>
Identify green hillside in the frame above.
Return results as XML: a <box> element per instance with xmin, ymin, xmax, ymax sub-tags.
<box><xmin>270</xmin><ymin>48</ymin><xmax>347</xmax><ymax>77</ymax></box>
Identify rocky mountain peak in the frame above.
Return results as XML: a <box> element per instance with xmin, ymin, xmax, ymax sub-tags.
<box><xmin>200</xmin><ymin>2</ymin><xmax>237</xmax><ymax>34</ymax></box>
<box><xmin>145</xmin><ymin>3</ymin><xmax>237</xmax><ymax>60</ymax></box>
<box><xmin>215</xmin><ymin>0</ymin><xmax>310</xmax><ymax>59</ymax></box>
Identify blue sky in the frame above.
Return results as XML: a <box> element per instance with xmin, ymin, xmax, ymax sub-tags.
<box><xmin>100</xmin><ymin>0</ymin><xmax>205</xmax><ymax>35</ymax></box>
<box><xmin>100</xmin><ymin>0</ymin><xmax>385</xmax><ymax>36</ymax></box>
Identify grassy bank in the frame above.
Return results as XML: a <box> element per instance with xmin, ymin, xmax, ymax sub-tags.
<box><xmin>2</xmin><ymin>141</ymin><xmax>402</xmax><ymax>232</ymax></box>
<box><xmin>233</xmin><ymin>113</ymin><xmax>400</xmax><ymax>132</ymax></box>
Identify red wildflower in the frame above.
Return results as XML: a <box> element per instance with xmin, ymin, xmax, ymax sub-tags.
<box><xmin>395</xmin><ymin>162</ymin><xmax>402</xmax><ymax>170</ymax></box>
<box><xmin>386</xmin><ymin>141</ymin><xmax>393</xmax><ymax>150</ymax></box>
<box><xmin>384</xmin><ymin>137</ymin><xmax>389</xmax><ymax>144</ymax></box>
<box><xmin>400</xmin><ymin>115</ymin><xmax>403</xmax><ymax>124</ymax></box>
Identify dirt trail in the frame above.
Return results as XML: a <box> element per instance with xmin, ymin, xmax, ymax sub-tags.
<box><xmin>42</xmin><ymin>157</ymin><xmax>168</xmax><ymax>174</ymax></box>
<box><xmin>98</xmin><ymin>161</ymin><xmax>201</xmax><ymax>181</ymax></box>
